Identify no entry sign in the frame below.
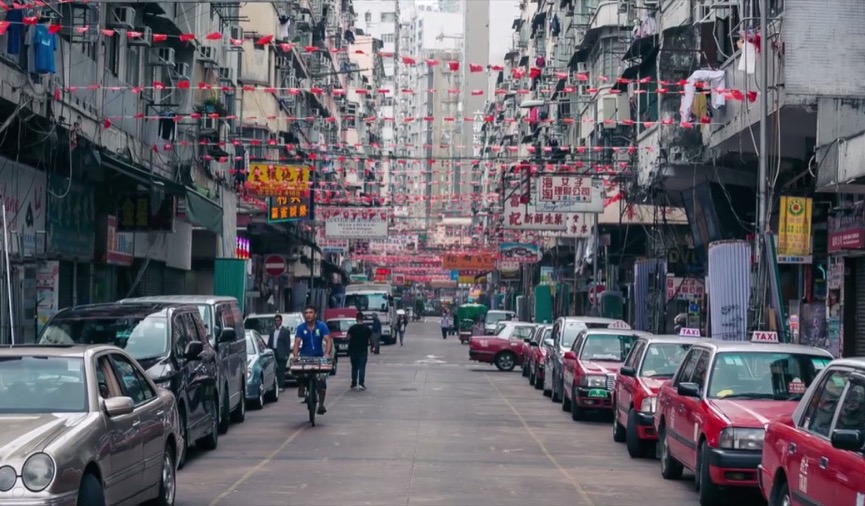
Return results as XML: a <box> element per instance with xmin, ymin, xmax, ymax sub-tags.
<box><xmin>264</xmin><ymin>255</ymin><xmax>287</xmax><ymax>277</ymax></box>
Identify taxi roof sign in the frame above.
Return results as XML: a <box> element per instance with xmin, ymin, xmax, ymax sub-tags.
<box><xmin>679</xmin><ymin>327</ymin><xmax>701</xmax><ymax>337</ymax></box>
<box><xmin>751</xmin><ymin>331</ymin><xmax>779</xmax><ymax>343</ymax></box>
<box><xmin>608</xmin><ymin>320</ymin><xmax>631</xmax><ymax>329</ymax></box>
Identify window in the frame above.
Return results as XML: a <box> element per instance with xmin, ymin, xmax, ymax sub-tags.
<box><xmin>245</xmin><ymin>335</ymin><xmax>257</xmax><ymax>355</ymax></box>
<box><xmin>512</xmin><ymin>325</ymin><xmax>535</xmax><ymax>340</ymax></box>
<box><xmin>255</xmin><ymin>334</ymin><xmax>268</xmax><ymax>352</ymax></box>
<box><xmin>365</xmin><ymin>12</ymin><xmax>371</xmax><ymax>22</ymax></box>
<box><xmin>382</xmin><ymin>33</ymin><xmax>394</xmax><ymax>43</ymax></box>
<box><xmin>836</xmin><ymin>382</ymin><xmax>865</xmax><ymax>432</ymax></box>
<box><xmin>172</xmin><ymin>314</ymin><xmax>189</xmax><ymax>358</ymax></box>
<box><xmin>692</xmin><ymin>351</ymin><xmax>711</xmax><ymax>389</ymax></box>
<box><xmin>109</xmin><ymin>354</ymin><xmax>156</xmax><ymax>405</ymax></box>
<box><xmin>380</xmin><ymin>12</ymin><xmax>396</xmax><ymax>22</ymax></box>
<box><xmin>674</xmin><ymin>349</ymin><xmax>701</xmax><ymax>386</ymax></box>
<box><xmin>578</xmin><ymin>333</ymin><xmax>638</xmax><ymax>361</ymax></box>
<box><xmin>708</xmin><ymin>352</ymin><xmax>831</xmax><ymax>401</ymax></box>
<box><xmin>624</xmin><ymin>340</ymin><xmax>645</xmax><ymax>369</ymax></box>
<box><xmin>641</xmin><ymin>343</ymin><xmax>693</xmax><ymax>378</ymax></box>
<box><xmin>41</xmin><ymin>314</ymin><xmax>170</xmax><ymax>361</ymax></box>
<box><xmin>802</xmin><ymin>369</ymin><xmax>850</xmax><ymax>437</ymax></box>
<box><xmin>0</xmin><ymin>356</ymin><xmax>87</xmax><ymax>413</ymax></box>
<box><xmin>125</xmin><ymin>46</ymin><xmax>139</xmax><ymax>85</ymax></box>
<box><xmin>96</xmin><ymin>356</ymin><xmax>123</xmax><ymax>399</ymax></box>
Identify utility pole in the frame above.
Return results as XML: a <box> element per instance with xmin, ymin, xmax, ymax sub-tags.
<box><xmin>754</xmin><ymin>0</ymin><xmax>769</xmax><ymax>329</ymax></box>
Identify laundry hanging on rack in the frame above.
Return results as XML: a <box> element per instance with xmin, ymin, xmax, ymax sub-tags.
<box><xmin>550</xmin><ymin>15</ymin><xmax>560</xmax><ymax>37</ymax></box>
<box><xmin>26</xmin><ymin>22</ymin><xmax>57</xmax><ymax>75</ymax></box>
<box><xmin>277</xmin><ymin>15</ymin><xmax>292</xmax><ymax>40</ymax></box>
<box><xmin>5</xmin><ymin>9</ymin><xmax>25</xmax><ymax>55</ymax></box>
<box><xmin>679</xmin><ymin>69</ymin><xmax>726</xmax><ymax>122</ymax></box>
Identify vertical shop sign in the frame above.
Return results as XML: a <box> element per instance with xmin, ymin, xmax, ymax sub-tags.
<box><xmin>777</xmin><ymin>196</ymin><xmax>813</xmax><ymax>261</ymax></box>
<box><xmin>46</xmin><ymin>175</ymin><xmax>95</xmax><ymax>260</ymax></box>
<box><xmin>36</xmin><ymin>261</ymin><xmax>59</xmax><ymax>334</ymax></box>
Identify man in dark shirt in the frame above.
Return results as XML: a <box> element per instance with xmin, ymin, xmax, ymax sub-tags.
<box><xmin>347</xmin><ymin>312</ymin><xmax>374</xmax><ymax>390</ymax></box>
<box><xmin>267</xmin><ymin>314</ymin><xmax>293</xmax><ymax>390</ymax></box>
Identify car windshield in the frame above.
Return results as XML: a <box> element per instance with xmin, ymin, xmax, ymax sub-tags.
<box><xmin>40</xmin><ymin>315</ymin><xmax>169</xmax><ymax>360</ymax></box>
<box><xmin>486</xmin><ymin>311</ymin><xmax>511</xmax><ymax>325</ymax></box>
<box><xmin>534</xmin><ymin>328</ymin><xmax>552</xmax><ymax>344</ymax></box>
<box><xmin>327</xmin><ymin>319</ymin><xmax>354</xmax><ymax>332</ymax></box>
<box><xmin>495</xmin><ymin>324</ymin><xmax>513</xmax><ymax>338</ymax></box>
<box><xmin>345</xmin><ymin>293</ymin><xmax>389</xmax><ymax>312</ymax></box>
<box><xmin>641</xmin><ymin>343</ymin><xmax>693</xmax><ymax>378</ymax></box>
<box><xmin>0</xmin><ymin>356</ymin><xmax>87</xmax><ymax>413</ymax></box>
<box><xmin>245</xmin><ymin>317</ymin><xmax>275</xmax><ymax>337</ymax></box>
<box><xmin>513</xmin><ymin>325</ymin><xmax>535</xmax><ymax>339</ymax></box>
<box><xmin>245</xmin><ymin>335</ymin><xmax>256</xmax><ymax>355</ymax></box>
<box><xmin>561</xmin><ymin>322</ymin><xmax>588</xmax><ymax>348</ymax></box>
<box><xmin>580</xmin><ymin>334</ymin><xmax>637</xmax><ymax>361</ymax></box>
<box><xmin>708</xmin><ymin>352</ymin><xmax>832</xmax><ymax>401</ymax></box>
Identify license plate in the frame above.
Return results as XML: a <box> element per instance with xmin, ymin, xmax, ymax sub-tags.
<box><xmin>588</xmin><ymin>388</ymin><xmax>607</xmax><ymax>398</ymax></box>
<box><xmin>338</xmin><ymin>344</ymin><xmax>347</xmax><ymax>350</ymax></box>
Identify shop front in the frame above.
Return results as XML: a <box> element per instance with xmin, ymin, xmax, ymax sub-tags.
<box><xmin>828</xmin><ymin>202</ymin><xmax>865</xmax><ymax>357</ymax></box>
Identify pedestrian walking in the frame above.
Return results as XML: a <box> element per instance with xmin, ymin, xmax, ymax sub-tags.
<box><xmin>371</xmin><ymin>313</ymin><xmax>382</xmax><ymax>354</ymax></box>
<box><xmin>347</xmin><ymin>312</ymin><xmax>374</xmax><ymax>390</ymax></box>
<box><xmin>267</xmin><ymin>314</ymin><xmax>293</xmax><ymax>390</ymax></box>
<box><xmin>397</xmin><ymin>310</ymin><xmax>407</xmax><ymax>345</ymax></box>
<box><xmin>440</xmin><ymin>312</ymin><xmax>450</xmax><ymax>339</ymax></box>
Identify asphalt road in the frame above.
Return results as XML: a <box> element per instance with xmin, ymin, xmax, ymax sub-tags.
<box><xmin>177</xmin><ymin>319</ymin><xmax>765</xmax><ymax>506</ymax></box>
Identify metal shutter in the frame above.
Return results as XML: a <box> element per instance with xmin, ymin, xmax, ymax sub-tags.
<box><xmin>140</xmin><ymin>261</ymin><xmax>165</xmax><ymax>296</ymax></box>
<box><xmin>163</xmin><ymin>267</ymin><xmax>186</xmax><ymax>295</ymax></box>
<box><xmin>57</xmin><ymin>261</ymin><xmax>75</xmax><ymax>309</ymax></box>
<box><xmin>855</xmin><ymin>258</ymin><xmax>865</xmax><ymax>356</ymax></box>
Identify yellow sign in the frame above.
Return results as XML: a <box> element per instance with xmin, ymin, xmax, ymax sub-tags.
<box><xmin>268</xmin><ymin>195</ymin><xmax>309</xmax><ymax>222</ymax></box>
<box><xmin>778</xmin><ymin>196</ymin><xmax>812</xmax><ymax>257</ymax></box>
<box><xmin>458</xmin><ymin>275</ymin><xmax>476</xmax><ymax>284</ymax></box>
<box><xmin>247</xmin><ymin>163</ymin><xmax>310</xmax><ymax>197</ymax></box>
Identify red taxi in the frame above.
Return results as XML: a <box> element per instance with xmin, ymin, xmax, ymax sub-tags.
<box><xmin>758</xmin><ymin>357</ymin><xmax>864</xmax><ymax>506</ymax></box>
<box><xmin>560</xmin><ymin>328</ymin><xmax>651</xmax><ymax>420</ymax></box>
<box><xmin>654</xmin><ymin>334</ymin><xmax>833</xmax><ymax>506</ymax></box>
<box><xmin>468</xmin><ymin>321</ymin><xmax>537</xmax><ymax>371</ymax></box>
<box><xmin>613</xmin><ymin>334</ymin><xmax>701</xmax><ymax>457</ymax></box>
<box><xmin>525</xmin><ymin>325</ymin><xmax>552</xmax><ymax>389</ymax></box>
<box><xmin>325</xmin><ymin>317</ymin><xmax>355</xmax><ymax>356</ymax></box>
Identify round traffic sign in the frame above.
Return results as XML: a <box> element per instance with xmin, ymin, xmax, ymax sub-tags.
<box><xmin>588</xmin><ymin>283</ymin><xmax>605</xmax><ymax>305</ymax></box>
<box><xmin>264</xmin><ymin>255</ymin><xmax>286</xmax><ymax>277</ymax></box>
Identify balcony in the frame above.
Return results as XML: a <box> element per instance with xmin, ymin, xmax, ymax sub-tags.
<box><xmin>589</xmin><ymin>1</ymin><xmax>627</xmax><ymax>32</ymax></box>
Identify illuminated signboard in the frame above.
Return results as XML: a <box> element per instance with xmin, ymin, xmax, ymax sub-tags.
<box><xmin>267</xmin><ymin>195</ymin><xmax>310</xmax><ymax>223</ymax></box>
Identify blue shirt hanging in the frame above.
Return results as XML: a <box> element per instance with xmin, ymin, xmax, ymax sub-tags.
<box><xmin>6</xmin><ymin>10</ymin><xmax>23</xmax><ymax>56</ymax></box>
<box><xmin>32</xmin><ymin>24</ymin><xmax>57</xmax><ymax>74</ymax></box>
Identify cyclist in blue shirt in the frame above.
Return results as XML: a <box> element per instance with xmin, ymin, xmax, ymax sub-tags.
<box><xmin>291</xmin><ymin>304</ymin><xmax>333</xmax><ymax>415</ymax></box>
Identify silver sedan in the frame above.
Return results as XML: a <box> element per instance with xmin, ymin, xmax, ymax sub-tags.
<box><xmin>0</xmin><ymin>344</ymin><xmax>183</xmax><ymax>505</ymax></box>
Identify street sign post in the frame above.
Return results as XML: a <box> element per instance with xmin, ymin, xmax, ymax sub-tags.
<box><xmin>264</xmin><ymin>255</ymin><xmax>287</xmax><ymax>277</ymax></box>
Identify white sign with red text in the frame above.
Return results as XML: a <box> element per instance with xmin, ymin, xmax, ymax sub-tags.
<box><xmin>679</xmin><ymin>327</ymin><xmax>701</xmax><ymax>337</ymax></box>
<box><xmin>751</xmin><ymin>331</ymin><xmax>779</xmax><ymax>343</ymax></box>
<box><xmin>503</xmin><ymin>195</ymin><xmax>593</xmax><ymax>237</ymax></box>
<box><xmin>536</xmin><ymin>176</ymin><xmax>604</xmax><ymax>213</ymax></box>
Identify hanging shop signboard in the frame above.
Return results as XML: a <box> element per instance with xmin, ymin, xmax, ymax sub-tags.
<box><xmin>322</xmin><ymin>207</ymin><xmax>389</xmax><ymax>239</ymax></box>
<box><xmin>777</xmin><ymin>196</ymin><xmax>812</xmax><ymax>261</ymax></box>
<box><xmin>498</xmin><ymin>242</ymin><xmax>541</xmax><ymax>263</ymax></box>
<box><xmin>95</xmin><ymin>215</ymin><xmax>134</xmax><ymax>266</ymax></box>
<box><xmin>828</xmin><ymin>202</ymin><xmax>865</xmax><ymax>253</ymax></box>
<box><xmin>47</xmin><ymin>174</ymin><xmax>95</xmax><ymax>261</ymax></box>
<box><xmin>666</xmin><ymin>276</ymin><xmax>705</xmax><ymax>302</ymax></box>
<box><xmin>247</xmin><ymin>163</ymin><xmax>311</xmax><ymax>197</ymax></box>
<box><xmin>315</xmin><ymin>228</ymin><xmax>348</xmax><ymax>254</ymax></box>
<box><xmin>535</xmin><ymin>177</ymin><xmax>604</xmax><ymax>213</ymax></box>
<box><xmin>441</xmin><ymin>252</ymin><xmax>497</xmax><ymax>271</ymax></box>
<box><xmin>116</xmin><ymin>193</ymin><xmax>175</xmax><ymax>232</ymax></box>
<box><xmin>0</xmin><ymin>158</ymin><xmax>46</xmax><ymax>258</ymax></box>
<box><xmin>267</xmin><ymin>195</ymin><xmax>310</xmax><ymax>223</ymax></box>
<box><xmin>503</xmin><ymin>193</ymin><xmax>594</xmax><ymax>237</ymax></box>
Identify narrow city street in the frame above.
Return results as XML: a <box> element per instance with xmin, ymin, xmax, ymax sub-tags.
<box><xmin>176</xmin><ymin>319</ymin><xmax>762</xmax><ymax>506</ymax></box>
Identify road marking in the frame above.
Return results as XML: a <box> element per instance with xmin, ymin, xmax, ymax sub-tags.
<box><xmin>208</xmin><ymin>388</ymin><xmax>349</xmax><ymax>506</ymax></box>
<box><xmin>486</xmin><ymin>375</ymin><xmax>596</xmax><ymax>506</ymax></box>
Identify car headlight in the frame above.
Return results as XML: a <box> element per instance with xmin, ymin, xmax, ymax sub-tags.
<box><xmin>0</xmin><ymin>465</ymin><xmax>16</xmax><ymax>491</ymax></box>
<box><xmin>640</xmin><ymin>396</ymin><xmax>657</xmax><ymax>413</ymax></box>
<box><xmin>582</xmin><ymin>375</ymin><xmax>607</xmax><ymax>388</ymax></box>
<box><xmin>22</xmin><ymin>453</ymin><xmax>54</xmax><ymax>492</ymax></box>
<box><xmin>719</xmin><ymin>427</ymin><xmax>765</xmax><ymax>451</ymax></box>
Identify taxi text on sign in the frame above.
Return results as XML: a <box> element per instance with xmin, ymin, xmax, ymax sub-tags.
<box><xmin>679</xmin><ymin>327</ymin><xmax>701</xmax><ymax>337</ymax></box>
<box><xmin>778</xmin><ymin>196</ymin><xmax>812</xmax><ymax>257</ymax></box>
<box><xmin>247</xmin><ymin>163</ymin><xmax>311</xmax><ymax>197</ymax></box>
<box><xmin>751</xmin><ymin>331</ymin><xmax>779</xmax><ymax>343</ymax></box>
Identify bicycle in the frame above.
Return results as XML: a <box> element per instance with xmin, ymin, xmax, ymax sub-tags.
<box><xmin>288</xmin><ymin>356</ymin><xmax>333</xmax><ymax>426</ymax></box>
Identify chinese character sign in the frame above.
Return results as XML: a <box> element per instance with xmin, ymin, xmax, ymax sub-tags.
<box><xmin>247</xmin><ymin>163</ymin><xmax>311</xmax><ymax>197</ymax></box>
<box><xmin>322</xmin><ymin>207</ymin><xmax>390</xmax><ymax>239</ymax></box>
<box><xmin>441</xmin><ymin>253</ymin><xmax>497</xmax><ymax>271</ymax></box>
<box><xmin>503</xmin><ymin>194</ymin><xmax>593</xmax><ymax>237</ymax></box>
<box><xmin>536</xmin><ymin>176</ymin><xmax>603</xmax><ymax>213</ymax></box>
<box><xmin>778</xmin><ymin>196</ymin><xmax>812</xmax><ymax>257</ymax></box>
<box><xmin>267</xmin><ymin>195</ymin><xmax>310</xmax><ymax>223</ymax></box>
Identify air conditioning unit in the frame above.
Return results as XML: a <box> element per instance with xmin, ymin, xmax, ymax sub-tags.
<box><xmin>109</xmin><ymin>7</ymin><xmax>135</xmax><ymax>30</ymax></box>
<box><xmin>576</xmin><ymin>62</ymin><xmax>588</xmax><ymax>74</ymax></box>
<box><xmin>598</xmin><ymin>94</ymin><xmax>630</xmax><ymax>128</ymax></box>
<box><xmin>172</xmin><ymin>62</ymin><xmax>190</xmax><ymax>80</ymax></box>
<box><xmin>197</xmin><ymin>46</ymin><xmax>218</xmax><ymax>65</ymax></box>
<box><xmin>153</xmin><ymin>47</ymin><xmax>176</xmax><ymax>67</ymax></box>
<box><xmin>230</xmin><ymin>26</ymin><xmax>244</xmax><ymax>41</ymax></box>
<box><xmin>128</xmin><ymin>26</ymin><xmax>152</xmax><ymax>47</ymax></box>
<box><xmin>217</xmin><ymin>66</ymin><xmax>235</xmax><ymax>82</ymax></box>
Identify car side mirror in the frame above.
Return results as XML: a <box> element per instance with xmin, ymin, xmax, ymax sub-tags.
<box><xmin>677</xmin><ymin>382</ymin><xmax>701</xmax><ymax>397</ymax></box>
<box><xmin>831</xmin><ymin>429</ymin><xmax>865</xmax><ymax>452</ymax></box>
<box><xmin>184</xmin><ymin>341</ymin><xmax>204</xmax><ymax>361</ymax></box>
<box><xmin>523</xmin><ymin>337</ymin><xmax>532</xmax><ymax>343</ymax></box>
<box><xmin>103</xmin><ymin>396</ymin><xmax>135</xmax><ymax>417</ymax></box>
<box><xmin>563</xmin><ymin>351</ymin><xmax>577</xmax><ymax>361</ymax></box>
<box><xmin>543</xmin><ymin>338</ymin><xmax>554</xmax><ymax>347</ymax></box>
<box><xmin>620</xmin><ymin>365</ymin><xmax>636</xmax><ymax>377</ymax></box>
<box><xmin>529</xmin><ymin>341</ymin><xmax>539</xmax><ymax>347</ymax></box>
<box><xmin>218</xmin><ymin>328</ymin><xmax>237</xmax><ymax>344</ymax></box>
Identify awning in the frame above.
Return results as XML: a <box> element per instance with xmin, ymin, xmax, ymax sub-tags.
<box><xmin>101</xmin><ymin>150</ymin><xmax>225</xmax><ymax>235</ymax></box>
<box><xmin>623</xmin><ymin>34</ymin><xmax>659</xmax><ymax>60</ymax></box>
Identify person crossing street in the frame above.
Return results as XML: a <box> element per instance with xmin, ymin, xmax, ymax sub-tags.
<box><xmin>347</xmin><ymin>312</ymin><xmax>374</xmax><ymax>390</ymax></box>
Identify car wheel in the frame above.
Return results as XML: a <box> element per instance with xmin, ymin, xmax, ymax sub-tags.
<box><xmin>494</xmin><ymin>352</ymin><xmax>517</xmax><ymax>371</ymax></box>
<box><xmin>626</xmin><ymin>408</ymin><xmax>649</xmax><ymax>458</ymax></box>
<box><xmin>529</xmin><ymin>365</ymin><xmax>536</xmax><ymax>386</ymax></box>
<box><xmin>265</xmin><ymin>373</ymin><xmax>279</xmax><ymax>403</ymax></box>
<box><xmin>612</xmin><ymin>405</ymin><xmax>626</xmax><ymax>442</ymax></box>
<box><xmin>521</xmin><ymin>361</ymin><xmax>529</xmax><ymax>377</ymax></box>
<box><xmin>543</xmin><ymin>368</ymin><xmax>552</xmax><ymax>396</ymax></box>
<box><xmin>231</xmin><ymin>381</ymin><xmax>246</xmax><ymax>422</ymax></box>
<box><xmin>154</xmin><ymin>445</ymin><xmax>176</xmax><ymax>506</ymax></box>
<box><xmin>697</xmin><ymin>442</ymin><xmax>721</xmax><ymax>506</ymax></box>
<box><xmin>535</xmin><ymin>370</ymin><xmax>544</xmax><ymax>390</ymax></box>
<box><xmin>198</xmin><ymin>393</ymin><xmax>219</xmax><ymax>450</ymax></box>
<box><xmin>562</xmin><ymin>386</ymin><xmax>571</xmax><ymax>412</ymax></box>
<box><xmin>252</xmin><ymin>377</ymin><xmax>265</xmax><ymax>409</ymax></box>
<box><xmin>571</xmin><ymin>385</ymin><xmax>584</xmax><ymax>421</ymax></box>
<box><xmin>76</xmin><ymin>473</ymin><xmax>105</xmax><ymax>506</ymax></box>
<box><xmin>771</xmin><ymin>478</ymin><xmax>791</xmax><ymax>506</ymax></box>
<box><xmin>177</xmin><ymin>408</ymin><xmax>189</xmax><ymax>470</ymax></box>
<box><xmin>659</xmin><ymin>425</ymin><xmax>683</xmax><ymax>480</ymax></box>
<box><xmin>551</xmin><ymin>376</ymin><xmax>562</xmax><ymax>403</ymax></box>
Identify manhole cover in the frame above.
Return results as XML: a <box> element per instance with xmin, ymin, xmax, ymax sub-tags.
<box><xmin>401</xmin><ymin>388</ymin><xmax>418</xmax><ymax>391</ymax></box>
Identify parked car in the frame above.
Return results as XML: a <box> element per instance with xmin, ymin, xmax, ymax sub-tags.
<box><xmin>468</xmin><ymin>321</ymin><xmax>537</xmax><ymax>371</ymax></box>
<box><xmin>244</xmin><ymin>312</ymin><xmax>303</xmax><ymax>346</ymax></box>
<box><xmin>244</xmin><ymin>330</ymin><xmax>279</xmax><ymax>408</ymax></box>
<box><xmin>654</xmin><ymin>336</ymin><xmax>833</xmax><ymax>506</ymax></box>
<box><xmin>526</xmin><ymin>325</ymin><xmax>553</xmax><ymax>389</ymax></box>
<box><xmin>39</xmin><ymin>302</ymin><xmax>221</xmax><ymax>467</ymax></box>
<box><xmin>0</xmin><ymin>344</ymin><xmax>183</xmax><ymax>505</ymax></box>
<box><xmin>613</xmin><ymin>334</ymin><xmax>700</xmax><ymax>457</ymax></box>
<box><xmin>326</xmin><ymin>317</ymin><xmax>355</xmax><ymax>356</ymax></box>
<box><xmin>119</xmin><ymin>296</ymin><xmax>248</xmax><ymax>433</ymax></box>
<box><xmin>483</xmin><ymin>310</ymin><xmax>515</xmax><ymax>335</ymax></box>
<box><xmin>560</xmin><ymin>328</ymin><xmax>651</xmax><ymax>419</ymax></box>
<box><xmin>543</xmin><ymin>317</ymin><xmax>631</xmax><ymax>401</ymax></box>
<box><xmin>758</xmin><ymin>357</ymin><xmax>865</xmax><ymax>506</ymax></box>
